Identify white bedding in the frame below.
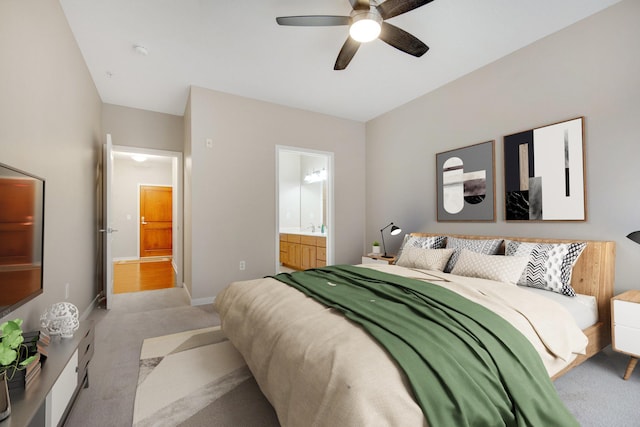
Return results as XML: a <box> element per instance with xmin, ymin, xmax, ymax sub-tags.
<box><xmin>520</xmin><ymin>286</ymin><xmax>598</xmax><ymax>330</ymax></box>
<box><xmin>214</xmin><ymin>264</ymin><xmax>588</xmax><ymax>427</ymax></box>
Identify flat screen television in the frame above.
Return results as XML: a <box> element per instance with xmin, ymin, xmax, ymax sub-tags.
<box><xmin>0</xmin><ymin>162</ymin><xmax>45</xmax><ymax>318</ymax></box>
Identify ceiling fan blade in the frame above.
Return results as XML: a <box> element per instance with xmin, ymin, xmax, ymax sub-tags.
<box><xmin>376</xmin><ymin>0</ymin><xmax>433</xmax><ymax>20</ymax></box>
<box><xmin>349</xmin><ymin>0</ymin><xmax>370</xmax><ymax>11</ymax></box>
<box><xmin>276</xmin><ymin>15</ymin><xmax>350</xmax><ymax>26</ymax></box>
<box><xmin>334</xmin><ymin>37</ymin><xmax>361</xmax><ymax>70</ymax></box>
<box><xmin>379</xmin><ymin>22</ymin><xmax>429</xmax><ymax>57</ymax></box>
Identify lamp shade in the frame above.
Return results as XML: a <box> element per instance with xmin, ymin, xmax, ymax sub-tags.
<box><xmin>380</xmin><ymin>222</ymin><xmax>402</xmax><ymax>258</ymax></box>
<box><xmin>627</xmin><ymin>231</ymin><xmax>640</xmax><ymax>245</ymax></box>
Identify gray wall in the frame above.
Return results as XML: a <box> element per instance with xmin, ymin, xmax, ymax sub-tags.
<box><xmin>102</xmin><ymin>103</ymin><xmax>184</xmax><ymax>152</ymax></box>
<box><xmin>185</xmin><ymin>87</ymin><xmax>366</xmax><ymax>302</ymax></box>
<box><xmin>0</xmin><ymin>0</ymin><xmax>102</xmax><ymax>327</ymax></box>
<box><xmin>366</xmin><ymin>0</ymin><xmax>640</xmax><ymax>293</ymax></box>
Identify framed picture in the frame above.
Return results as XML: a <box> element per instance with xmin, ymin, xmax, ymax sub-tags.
<box><xmin>504</xmin><ymin>117</ymin><xmax>585</xmax><ymax>221</ymax></box>
<box><xmin>436</xmin><ymin>140</ymin><xmax>495</xmax><ymax>222</ymax></box>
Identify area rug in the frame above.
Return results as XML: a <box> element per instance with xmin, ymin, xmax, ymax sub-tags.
<box><xmin>133</xmin><ymin>326</ymin><xmax>280</xmax><ymax>427</ymax></box>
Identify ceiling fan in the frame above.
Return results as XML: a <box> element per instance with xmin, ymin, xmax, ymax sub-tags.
<box><xmin>276</xmin><ymin>0</ymin><xmax>433</xmax><ymax>70</ymax></box>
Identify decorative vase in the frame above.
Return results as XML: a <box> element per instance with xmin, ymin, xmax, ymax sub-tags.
<box><xmin>0</xmin><ymin>372</ymin><xmax>10</xmax><ymax>422</ymax></box>
<box><xmin>372</xmin><ymin>246</ymin><xmax>381</xmax><ymax>254</ymax></box>
<box><xmin>40</xmin><ymin>302</ymin><xmax>80</xmax><ymax>338</ymax></box>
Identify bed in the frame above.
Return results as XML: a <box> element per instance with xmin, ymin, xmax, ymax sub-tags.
<box><xmin>214</xmin><ymin>234</ymin><xmax>616</xmax><ymax>426</ymax></box>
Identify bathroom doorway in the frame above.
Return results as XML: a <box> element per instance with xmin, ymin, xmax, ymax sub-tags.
<box><xmin>276</xmin><ymin>146</ymin><xmax>334</xmax><ymax>273</ymax></box>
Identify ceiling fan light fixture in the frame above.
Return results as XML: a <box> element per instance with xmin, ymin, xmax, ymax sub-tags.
<box><xmin>349</xmin><ymin>11</ymin><xmax>382</xmax><ymax>43</ymax></box>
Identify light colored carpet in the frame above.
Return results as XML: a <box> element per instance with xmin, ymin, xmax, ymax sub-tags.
<box><xmin>133</xmin><ymin>326</ymin><xmax>278</xmax><ymax>427</ymax></box>
<box><xmin>64</xmin><ymin>288</ymin><xmax>224</xmax><ymax>427</ymax></box>
<box><xmin>554</xmin><ymin>346</ymin><xmax>640</xmax><ymax>426</ymax></box>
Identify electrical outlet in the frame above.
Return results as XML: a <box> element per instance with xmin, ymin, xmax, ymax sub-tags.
<box><xmin>239</xmin><ymin>261</ymin><xmax>246</xmax><ymax>271</ymax></box>
<box><xmin>65</xmin><ymin>283</ymin><xmax>70</xmax><ymax>299</ymax></box>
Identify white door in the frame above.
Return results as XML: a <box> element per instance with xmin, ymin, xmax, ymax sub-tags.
<box><xmin>102</xmin><ymin>134</ymin><xmax>117</xmax><ymax>309</ymax></box>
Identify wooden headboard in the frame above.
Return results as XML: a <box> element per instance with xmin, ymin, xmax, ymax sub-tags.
<box><xmin>410</xmin><ymin>233</ymin><xmax>616</xmax><ymax>377</ymax></box>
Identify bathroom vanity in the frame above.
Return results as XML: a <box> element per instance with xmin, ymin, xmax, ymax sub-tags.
<box><xmin>280</xmin><ymin>233</ymin><xmax>326</xmax><ymax>270</ymax></box>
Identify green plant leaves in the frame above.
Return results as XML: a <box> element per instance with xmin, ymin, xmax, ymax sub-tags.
<box><xmin>0</xmin><ymin>346</ymin><xmax>18</xmax><ymax>367</ymax></box>
<box><xmin>0</xmin><ymin>319</ymin><xmax>27</xmax><ymax>368</ymax></box>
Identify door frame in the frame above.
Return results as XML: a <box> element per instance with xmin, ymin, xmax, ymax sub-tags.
<box><xmin>112</xmin><ymin>145</ymin><xmax>183</xmax><ymax>287</ymax></box>
<box><xmin>102</xmin><ymin>135</ymin><xmax>114</xmax><ymax>309</ymax></box>
<box><xmin>275</xmin><ymin>145</ymin><xmax>334</xmax><ymax>272</ymax></box>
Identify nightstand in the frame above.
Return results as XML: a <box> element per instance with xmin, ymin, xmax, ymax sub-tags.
<box><xmin>611</xmin><ymin>290</ymin><xmax>640</xmax><ymax>380</ymax></box>
<box><xmin>361</xmin><ymin>254</ymin><xmax>396</xmax><ymax>265</ymax></box>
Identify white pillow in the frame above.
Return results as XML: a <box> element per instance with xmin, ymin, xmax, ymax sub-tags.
<box><xmin>396</xmin><ymin>247</ymin><xmax>455</xmax><ymax>272</ymax></box>
<box><xmin>450</xmin><ymin>249</ymin><xmax>529</xmax><ymax>285</ymax></box>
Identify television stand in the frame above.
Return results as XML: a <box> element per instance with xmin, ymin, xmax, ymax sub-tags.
<box><xmin>1</xmin><ymin>320</ymin><xmax>94</xmax><ymax>427</ymax></box>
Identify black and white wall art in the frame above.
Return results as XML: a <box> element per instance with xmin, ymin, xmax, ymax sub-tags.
<box><xmin>436</xmin><ymin>140</ymin><xmax>495</xmax><ymax>222</ymax></box>
<box><xmin>504</xmin><ymin>117</ymin><xmax>585</xmax><ymax>221</ymax></box>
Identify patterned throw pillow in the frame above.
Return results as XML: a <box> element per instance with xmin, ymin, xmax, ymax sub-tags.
<box><xmin>395</xmin><ymin>235</ymin><xmax>446</xmax><ymax>262</ymax></box>
<box><xmin>444</xmin><ymin>237</ymin><xmax>503</xmax><ymax>273</ymax></box>
<box><xmin>450</xmin><ymin>249</ymin><xmax>529</xmax><ymax>284</ymax></box>
<box><xmin>505</xmin><ymin>240</ymin><xmax>587</xmax><ymax>297</ymax></box>
<box><xmin>396</xmin><ymin>247</ymin><xmax>455</xmax><ymax>271</ymax></box>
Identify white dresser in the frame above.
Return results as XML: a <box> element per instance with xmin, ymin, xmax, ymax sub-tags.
<box><xmin>361</xmin><ymin>254</ymin><xmax>396</xmax><ymax>265</ymax></box>
<box><xmin>611</xmin><ymin>290</ymin><xmax>640</xmax><ymax>380</ymax></box>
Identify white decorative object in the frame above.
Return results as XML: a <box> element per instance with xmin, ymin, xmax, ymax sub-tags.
<box><xmin>372</xmin><ymin>245</ymin><xmax>381</xmax><ymax>254</ymax></box>
<box><xmin>40</xmin><ymin>302</ymin><xmax>80</xmax><ymax>338</ymax></box>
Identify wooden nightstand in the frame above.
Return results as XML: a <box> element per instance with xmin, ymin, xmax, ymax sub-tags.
<box><xmin>361</xmin><ymin>254</ymin><xmax>396</xmax><ymax>265</ymax></box>
<box><xmin>611</xmin><ymin>290</ymin><xmax>640</xmax><ymax>380</ymax></box>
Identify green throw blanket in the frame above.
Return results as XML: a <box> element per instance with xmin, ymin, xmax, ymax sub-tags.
<box><xmin>271</xmin><ymin>265</ymin><xmax>578</xmax><ymax>427</ymax></box>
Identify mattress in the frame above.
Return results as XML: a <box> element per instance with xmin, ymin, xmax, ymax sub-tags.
<box><xmin>520</xmin><ymin>286</ymin><xmax>598</xmax><ymax>330</ymax></box>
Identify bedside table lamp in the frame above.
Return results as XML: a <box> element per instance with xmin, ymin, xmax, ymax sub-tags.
<box><xmin>380</xmin><ymin>222</ymin><xmax>402</xmax><ymax>258</ymax></box>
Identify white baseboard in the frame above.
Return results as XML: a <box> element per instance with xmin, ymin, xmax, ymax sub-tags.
<box><xmin>190</xmin><ymin>296</ymin><xmax>215</xmax><ymax>306</ymax></box>
<box><xmin>80</xmin><ymin>293</ymin><xmax>102</xmax><ymax>321</ymax></box>
<box><xmin>181</xmin><ymin>283</ymin><xmax>191</xmax><ymax>300</ymax></box>
<box><xmin>180</xmin><ymin>282</ymin><xmax>215</xmax><ymax>306</ymax></box>
<box><xmin>113</xmin><ymin>256</ymin><xmax>138</xmax><ymax>262</ymax></box>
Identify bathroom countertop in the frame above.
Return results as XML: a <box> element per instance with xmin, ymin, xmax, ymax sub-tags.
<box><xmin>280</xmin><ymin>229</ymin><xmax>326</xmax><ymax>237</ymax></box>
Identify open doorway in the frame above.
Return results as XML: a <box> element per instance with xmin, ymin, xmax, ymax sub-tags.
<box><xmin>109</xmin><ymin>146</ymin><xmax>183</xmax><ymax>294</ymax></box>
<box><xmin>276</xmin><ymin>146</ymin><xmax>334</xmax><ymax>273</ymax></box>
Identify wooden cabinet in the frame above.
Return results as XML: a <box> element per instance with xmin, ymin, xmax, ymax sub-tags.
<box><xmin>280</xmin><ymin>234</ymin><xmax>326</xmax><ymax>270</ymax></box>
<box><xmin>611</xmin><ymin>290</ymin><xmax>640</xmax><ymax>380</ymax></box>
<box><xmin>317</xmin><ymin>237</ymin><xmax>326</xmax><ymax>268</ymax></box>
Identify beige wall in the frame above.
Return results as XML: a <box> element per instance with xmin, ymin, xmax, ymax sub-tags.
<box><xmin>102</xmin><ymin>103</ymin><xmax>183</xmax><ymax>151</ymax></box>
<box><xmin>0</xmin><ymin>0</ymin><xmax>103</xmax><ymax>327</ymax></box>
<box><xmin>366</xmin><ymin>0</ymin><xmax>640</xmax><ymax>293</ymax></box>
<box><xmin>185</xmin><ymin>87</ymin><xmax>365</xmax><ymax>302</ymax></box>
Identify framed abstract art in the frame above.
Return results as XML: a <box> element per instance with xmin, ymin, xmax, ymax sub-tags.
<box><xmin>436</xmin><ymin>140</ymin><xmax>495</xmax><ymax>222</ymax></box>
<box><xmin>503</xmin><ymin>117</ymin><xmax>586</xmax><ymax>221</ymax></box>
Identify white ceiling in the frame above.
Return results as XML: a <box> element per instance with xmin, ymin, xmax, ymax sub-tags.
<box><xmin>60</xmin><ymin>0</ymin><xmax>622</xmax><ymax>122</ymax></box>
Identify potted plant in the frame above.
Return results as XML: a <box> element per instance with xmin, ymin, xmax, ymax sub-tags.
<box><xmin>0</xmin><ymin>319</ymin><xmax>38</xmax><ymax>421</ymax></box>
<box><xmin>372</xmin><ymin>241</ymin><xmax>381</xmax><ymax>255</ymax></box>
